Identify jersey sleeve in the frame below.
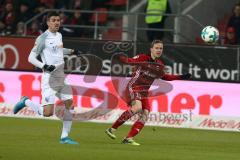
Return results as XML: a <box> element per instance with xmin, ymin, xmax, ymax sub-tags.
<box><xmin>28</xmin><ymin>35</ymin><xmax>45</xmax><ymax>69</ymax></box>
<box><xmin>58</xmin><ymin>32</ymin><xmax>73</xmax><ymax>54</ymax></box>
<box><xmin>63</xmin><ymin>48</ymin><xmax>72</xmax><ymax>55</ymax></box>
<box><xmin>161</xmin><ymin>74</ymin><xmax>181</xmax><ymax>81</ymax></box>
<box><xmin>119</xmin><ymin>54</ymin><xmax>147</xmax><ymax>64</ymax></box>
<box><xmin>59</xmin><ymin>32</ymin><xmax>63</xmax><ymax>46</ymax></box>
<box><xmin>158</xmin><ymin>60</ymin><xmax>181</xmax><ymax>81</ymax></box>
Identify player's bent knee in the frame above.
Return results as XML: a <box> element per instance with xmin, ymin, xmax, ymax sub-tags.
<box><xmin>43</xmin><ymin>104</ymin><xmax>54</xmax><ymax>117</ymax></box>
<box><xmin>138</xmin><ymin>110</ymin><xmax>149</xmax><ymax>123</ymax></box>
<box><xmin>64</xmin><ymin>99</ymin><xmax>73</xmax><ymax>110</ymax></box>
<box><xmin>143</xmin><ymin>109</ymin><xmax>149</xmax><ymax>115</ymax></box>
<box><xmin>130</xmin><ymin>100</ymin><xmax>142</xmax><ymax>113</ymax></box>
<box><xmin>43</xmin><ymin>112</ymin><xmax>53</xmax><ymax>117</ymax></box>
<box><xmin>142</xmin><ymin>110</ymin><xmax>150</xmax><ymax>122</ymax></box>
<box><xmin>131</xmin><ymin>107</ymin><xmax>142</xmax><ymax>114</ymax></box>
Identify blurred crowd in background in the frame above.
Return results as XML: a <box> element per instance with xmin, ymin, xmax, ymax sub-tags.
<box><xmin>224</xmin><ymin>3</ymin><xmax>240</xmax><ymax>45</ymax></box>
<box><xmin>0</xmin><ymin>0</ymin><xmax>118</xmax><ymax>37</ymax></box>
<box><xmin>0</xmin><ymin>0</ymin><xmax>240</xmax><ymax>45</ymax></box>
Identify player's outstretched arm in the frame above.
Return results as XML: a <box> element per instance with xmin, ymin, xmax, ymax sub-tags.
<box><xmin>72</xmin><ymin>49</ymin><xmax>82</xmax><ymax>56</ymax></box>
<box><xmin>162</xmin><ymin>73</ymin><xmax>192</xmax><ymax>81</ymax></box>
<box><xmin>179</xmin><ymin>73</ymin><xmax>192</xmax><ymax>80</ymax></box>
<box><xmin>63</xmin><ymin>48</ymin><xmax>82</xmax><ymax>56</ymax></box>
<box><xmin>118</xmin><ymin>54</ymin><xmax>148</xmax><ymax>64</ymax></box>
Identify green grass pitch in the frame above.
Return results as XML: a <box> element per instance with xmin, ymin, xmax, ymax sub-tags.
<box><xmin>0</xmin><ymin>117</ymin><xmax>239</xmax><ymax>160</ymax></box>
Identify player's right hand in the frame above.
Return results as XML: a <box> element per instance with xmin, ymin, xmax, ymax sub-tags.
<box><xmin>73</xmin><ymin>49</ymin><xmax>82</xmax><ymax>57</ymax></box>
<box><xmin>43</xmin><ymin>64</ymin><xmax>56</xmax><ymax>72</ymax></box>
<box><xmin>180</xmin><ymin>73</ymin><xmax>192</xmax><ymax>80</ymax></box>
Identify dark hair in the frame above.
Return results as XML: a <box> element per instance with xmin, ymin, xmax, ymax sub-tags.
<box><xmin>151</xmin><ymin>40</ymin><xmax>163</xmax><ymax>48</ymax></box>
<box><xmin>47</xmin><ymin>11</ymin><xmax>60</xmax><ymax>20</ymax></box>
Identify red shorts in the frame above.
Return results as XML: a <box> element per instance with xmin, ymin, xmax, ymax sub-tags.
<box><xmin>125</xmin><ymin>87</ymin><xmax>150</xmax><ymax>111</ymax></box>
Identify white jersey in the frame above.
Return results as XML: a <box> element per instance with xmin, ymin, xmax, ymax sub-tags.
<box><xmin>41</xmin><ymin>30</ymin><xmax>64</xmax><ymax>66</ymax></box>
<box><xmin>28</xmin><ymin>29</ymin><xmax>73</xmax><ymax>105</ymax></box>
<box><xmin>28</xmin><ymin>29</ymin><xmax>72</xmax><ymax>70</ymax></box>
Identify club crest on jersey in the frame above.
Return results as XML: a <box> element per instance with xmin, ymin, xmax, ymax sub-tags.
<box><xmin>143</xmin><ymin>70</ymin><xmax>157</xmax><ymax>78</ymax></box>
<box><xmin>52</xmin><ymin>45</ymin><xmax>58</xmax><ymax>52</ymax></box>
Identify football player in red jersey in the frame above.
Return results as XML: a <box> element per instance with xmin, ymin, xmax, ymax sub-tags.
<box><xmin>105</xmin><ymin>40</ymin><xmax>191</xmax><ymax>145</ymax></box>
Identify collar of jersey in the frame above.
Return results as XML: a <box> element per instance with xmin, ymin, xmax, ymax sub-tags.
<box><xmin>46</xmin><ymin>29</ymin><xmax>57</xmax><ymax>36</ymax></box>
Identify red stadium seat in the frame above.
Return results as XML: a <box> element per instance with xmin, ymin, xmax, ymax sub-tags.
<box><xmin>107</xmin><ymin>0</ymin><xmax>127</xmax><ymax>6</ymax></box>
<box><xmin>103</xmin><ymin>19</ymin><xmax>122</xmax><ymax>40</ymax></box>
<box><xmin>90</xmin><ymin>8</ymin><xmax>108</xmax><ymax>24</ymax></box>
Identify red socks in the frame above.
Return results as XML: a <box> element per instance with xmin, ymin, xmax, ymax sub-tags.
<box><xmin>111</xmin><ymin>110</ymin><xmax>145</xmax><ymax>138</ymax></box>
<box><xmin>112</xmin><ymin>110</ymin><xmax>134</xmax><ymax>129</ymax></box>
<box><xmin>127</xmin><ymin>121</ymin><xmax>145</xmax><ymax>138</ymax></box>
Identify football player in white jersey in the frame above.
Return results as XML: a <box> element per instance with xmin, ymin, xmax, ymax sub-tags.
<box><xmin>13</xmin><ymin>12</ymin><xmax>81</xmax><ymax>144</ymax></box>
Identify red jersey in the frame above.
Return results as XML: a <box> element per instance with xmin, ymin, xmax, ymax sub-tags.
<box><xmin>119</xmin><ymin>54</ymin><xmax>181</xmax><ymax>94</ymax></box>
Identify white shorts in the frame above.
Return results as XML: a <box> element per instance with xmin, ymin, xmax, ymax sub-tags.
<box><xmin>41</xmin><ymin>70</ymin><xmax>73</xmax><ymax>106</ymax></box>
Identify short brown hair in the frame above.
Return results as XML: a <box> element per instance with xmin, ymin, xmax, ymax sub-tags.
<box><xmin>47</xmin><ymin>11</ymin><xmax>60</xmax><ymax>21</ymax></box>
<box><xmin>151</xmin><ymin>40</ymin><xmax>163</xmax><ymax>48</ymax></box>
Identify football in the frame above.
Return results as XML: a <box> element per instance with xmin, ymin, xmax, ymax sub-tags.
<box><xmin>201</xmin><ymin>26</ymin><xmax>219</xmax><ymax>43</ymax></box>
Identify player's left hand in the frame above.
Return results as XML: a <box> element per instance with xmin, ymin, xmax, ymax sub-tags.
<box><xmin>72</xmin><ymin>49</ymin><xmax>82</xmax><ymax>57</ymax></box>
<box><xmin>43</xmin><ymin>64</ymin><xmax>56</xmax><ymax>73</ymax></box>
<box><xmin>180</xmin><ymin>73</ymin><xmax>192</xmax><ymax>80</ymax></box>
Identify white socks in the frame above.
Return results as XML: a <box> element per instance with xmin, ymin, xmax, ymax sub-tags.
<box><xmin>25</xmin><ymin>99</ymin><xmax>43</xmax><ymax>115</ymax></box>
<box><xmin>25</xmin><ymin>99</ymin><xmax>74</xmax><ymax>139</ymax></box>
<box><xmin>61</xmin><ymin>121</ymin><xmax>72</xmax><ymax>139</ymax></box>
<box><xmin>61</xmin><ymin>109</ymin><xmax>74</xmax><ymax>139</ymax></box>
